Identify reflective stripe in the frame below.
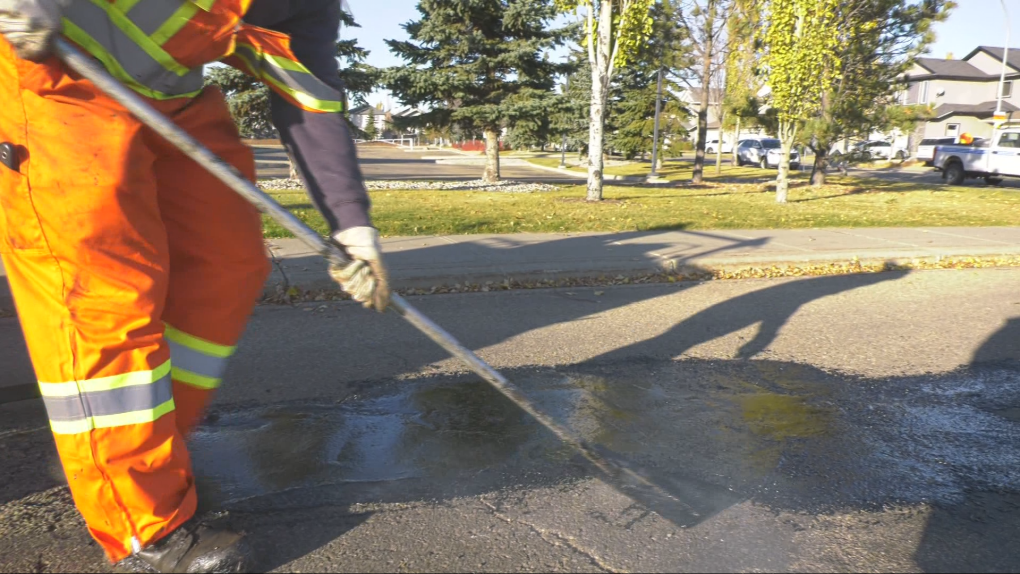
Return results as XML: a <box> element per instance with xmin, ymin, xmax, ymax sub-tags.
<box><xmin>43</xmin><ymin>375</ymin><xmax>173</xmax><ymax>419</ymax></box>
<box><xmin>172</xmin><ymin>367</ymin><xmax>220</xmax><ymax>390</ymax></box>
<box><xmin>233</xmin><ymin>43</ymin><xmax>344</xmax><ymax>112</ymax></box>
<box><xmin>128</xmin><ymin>0</ymin><xmax>189</xmax><ymax>37</ymax></box>
<box><xmin>39</xmin><ymin>361</ymin><xmax>173</xmax><ymax>397</ymax></box>
<box><xmin>49</xmin><ymin>399</ymin><xmax>176</xmax><ymax>435</ymax></box>
<box><xmin>62</xmin><ymin>0</ymin><xmax>203</xmax><ymax>99</ymax></box>
<box><xmin>164</xmin><ymin>324</ymin><xmax>235</xmax><ymax>390</ymax></box>
<box><xmin>164</xmin><ymin>324</ymin><xmax>235</xmax><ymax>358</ymax></box>
<box><xmin>149</xmin><ymin>2</ymin><xmax>199</xmax><ymax>45</ymax></box>
<box><xmin>39</xmin><ymin>363</ymin><xmax>175</xmax><ymax>435</ymax></box>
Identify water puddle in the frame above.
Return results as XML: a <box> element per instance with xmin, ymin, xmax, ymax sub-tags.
<box><xmin>187</xmin><ymin>359</ymin><xmax>1020</xmax><ymax>515</ymax></box>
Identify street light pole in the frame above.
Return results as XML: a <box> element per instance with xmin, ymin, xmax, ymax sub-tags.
<box><xmin>559</xmin><ymin>76</ymin><xmax>569</xmax><ymax>169</ymax></box>
<box><xmin>996</xmin><ymin>0</ymin><xmax>1011</xmax><ymax>123</ymax></box>
<box><xmin>649</xmin><ymin>67</ymin><xmax>664</xmax><ymax>179</ymax></box>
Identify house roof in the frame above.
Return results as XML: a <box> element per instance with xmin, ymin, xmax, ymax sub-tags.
<box><xmin>349</xmin><ymin>104</ymin><xmax>387</xmax><ymax>116</ymax></box>
<box><xmin>932</xmin><ymin>100</ymin><xmax>1020</xmax><ymax>120</ymax></box>
<box><xmin>913</xmin><ymin>57</ymin><xmax>991</xmax><ymax>80</ymax></box>
<box><xmin>963</xmin><ymin>46</ymin><xmax>1020</xmax><ymax>72</ymax></box>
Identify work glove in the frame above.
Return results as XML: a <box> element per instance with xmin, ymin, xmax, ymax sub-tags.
<box><xmin>0</xmin><ymin>0</ymin><xmax>69</xmax><ymax>61</ymax></box>
<box><xmin>328</xmin><ymin>226</ymin><xmax>391</xmax><ymax>312</ymax></box>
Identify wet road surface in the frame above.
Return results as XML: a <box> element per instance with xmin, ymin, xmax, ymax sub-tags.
<box><xmin>2</xmin><ymin>268</ymin><xmax>1020</xmax><ymax>572</ymax></box>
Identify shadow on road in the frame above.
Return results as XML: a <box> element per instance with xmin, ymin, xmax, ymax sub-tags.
<box><xmin>911</xmin><ymin>317</ymin><xmax>1020</xmax><ymax>573</ymax></box>
<box><xmin>6</xmin><ymin>231</ymin><xmax>1020</xmax><ymax>571</ymax></box>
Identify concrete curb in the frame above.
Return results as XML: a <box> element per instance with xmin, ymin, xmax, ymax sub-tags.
<box><xmin>259</xmin><ymin>247</ymin><xmax>1020</xmax><ymax>299</ymax></box>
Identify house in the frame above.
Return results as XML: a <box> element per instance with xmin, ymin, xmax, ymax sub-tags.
<box><xmin>673</xmin><ymin>85</ymin><xmax>766</xmax><ymax>146</ymax></box>
<box><xmin>348</xmin><ymin>104</ymin><xmax>388</xmax><ymax>137</ymax></box>
<box><xmin>900</xmin><ymin>46</ymin><xmax>1020</xmax><ymax>143</ymax></box>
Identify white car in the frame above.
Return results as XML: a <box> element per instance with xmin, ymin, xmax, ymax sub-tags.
<box><xmin>854</xmin><ymin>140</ymin><xmax>907</xmax><ymax>160</ymax></box>
<box><xmin>704</xmin><ymin>139</ymin><xmax>733</xmax><ymax>154</ymax></box>
<box><xmin>735</xmin><ymin>138</ymin><xmax>800</xmax><ymax>169</ymax></box>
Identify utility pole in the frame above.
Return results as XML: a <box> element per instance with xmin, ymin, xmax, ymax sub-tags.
<box><xmin>648</xmin><ymin>67</ymin><xmax>664</xmax><ymax>180</ymax></box>
<box><xmin>559</xmin><ymin>77</ymin><xmax>569</xmax><ymax>169</ymax></box>
<box><xmin>995</xmin><ymin>0</ymin><xmax>1011</xmax><ymax>132</ymax></box>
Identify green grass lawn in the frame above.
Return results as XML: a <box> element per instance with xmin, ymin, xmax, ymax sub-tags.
<box><xmin>262</xmin><ymin>173</ymin><xmax>1020</xmax><ymax>238</ymax></box>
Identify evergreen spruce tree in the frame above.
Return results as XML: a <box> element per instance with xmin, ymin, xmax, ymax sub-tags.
<box><xmin>384</xmin><ymin>0</ymin><xmax>566</xmax><ymax>182</ymax></box>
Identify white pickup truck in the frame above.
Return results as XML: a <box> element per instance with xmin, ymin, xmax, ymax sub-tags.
<box><xmin>933</xmin><ymin>129</ymin><xmax>1020</xmax><ymax>185</ymax></box>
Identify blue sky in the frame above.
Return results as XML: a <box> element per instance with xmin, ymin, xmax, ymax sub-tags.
<box><xmin>349</xmin><ymin>0</ymin><xmax>1011</xmax><ymax>106</ymax></box>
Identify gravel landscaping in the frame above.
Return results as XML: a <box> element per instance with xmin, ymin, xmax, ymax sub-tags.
<box><xmin>258</xmin><ymin>177</ymin><xmax>559</xmax><ymax>193</ymax></box>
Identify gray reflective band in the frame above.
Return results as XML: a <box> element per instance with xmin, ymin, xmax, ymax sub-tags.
<box><xmin>63</xmin><ymin>0</ymin><xmax>203</xmax><ymax>96</ymax></box>
<box><xmin>41</xmin><ymin>374</ymin><xmax>173</xmax><ymax>422</ymax></box>
<box><xmin>234</xmin><ymin>43</ymin><xmax>342</xmax><ymax>103</ymax></box>
<box><xmin>127</xmin><ymin>0</ymin><xmax>189</xmax><ymax>37</ymax></box>
<box><xmin>167</xmin><ymin>339</ymin><xmax>229</xmax><ymax>380</ymax></box>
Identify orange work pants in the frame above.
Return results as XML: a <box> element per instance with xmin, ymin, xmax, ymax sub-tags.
<box><xmin>0</xmin><ymin>42</ymin><xmax>270</xmax><ymax>562</ymax></box>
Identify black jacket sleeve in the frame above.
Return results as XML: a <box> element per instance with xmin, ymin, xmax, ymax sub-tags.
<box><xmin>243</xmin><ymin>0</ymin><xmax>372</xmax><ymax>232</ymax></box>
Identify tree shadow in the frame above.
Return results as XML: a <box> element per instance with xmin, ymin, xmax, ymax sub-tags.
<box><xmin>586</xmin><ymin>268</ymin><xmax>908</xmax><ymax>365</ymax></box>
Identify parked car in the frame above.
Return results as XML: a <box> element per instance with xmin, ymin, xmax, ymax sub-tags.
<box><xmin>704</xmin><ymin>139</ymin><xmax>733</xmax><ymax>154</ymax></box>
<box><xmin>853</xmin><ymin>140</ymin><xmax>907</xmax><ymax>160</ymax></box>
<box><xmin>916</xmin><ymin>137</ymin><xmax>957</xmax><ymax>165</ymax></box>
<box><xmin>735</xmin><ymin>138</ymin><xmax>800</xmax><ymax>169</ymax></box>
<box><xmin>933</xmin><ymin>129</ymin><xmax>1017</xmax><ymax>185</ymax></box>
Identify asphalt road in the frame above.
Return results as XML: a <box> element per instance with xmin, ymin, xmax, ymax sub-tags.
<box><xmin>254</xmin><ymin>144</ymin><xmax>584</xmax><ymax>183</ymax></box>
<box><xmin>3</xmin><ymin>268</ymin><xmax>1020</xmax><ymax>572</ymax></box>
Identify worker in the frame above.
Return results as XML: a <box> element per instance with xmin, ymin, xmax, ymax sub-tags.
<box><xmin>0</xmin><ymin>0</ymin><xmax>387</xmax><ymax>571</ymax></box>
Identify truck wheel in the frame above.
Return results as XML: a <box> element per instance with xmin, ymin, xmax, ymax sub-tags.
<box><xmin>985</xmin><ymin>176</ymin><xmax>1004</xmax><ymax>186</ymax></box>
<box><xmin>944</xmin><ymin>161</ymin><xmax>966</xmax><ymax>185</ymax></box>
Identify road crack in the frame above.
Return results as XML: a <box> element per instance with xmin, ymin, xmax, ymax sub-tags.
<box><xmin>478</xmin><ymin>499</ymin><xmax>625</xmax><ymax>573</ymax></box>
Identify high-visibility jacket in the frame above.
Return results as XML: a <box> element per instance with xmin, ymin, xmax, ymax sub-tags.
<box><xmin>61</xmin><ymin>0</ymin><xmax>343</xmax><ymax>113</ymax></box>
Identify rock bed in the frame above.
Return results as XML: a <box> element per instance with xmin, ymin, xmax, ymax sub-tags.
<box><xmin>258</xmin><ymin>178</ymin><xmax>558</xmax><ymax>193</ymax></box>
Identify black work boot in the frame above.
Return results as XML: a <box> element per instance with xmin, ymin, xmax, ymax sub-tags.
<box><xmin>121</xmin><ymin>516</ymin><xmax>253</xmax><ymax>573</ymax></box>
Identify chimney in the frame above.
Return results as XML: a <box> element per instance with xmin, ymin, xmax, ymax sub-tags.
<box><xmin>946</xmin><ymin>52</ymin><xmax>953</xmax><ymax>60</ymax></box>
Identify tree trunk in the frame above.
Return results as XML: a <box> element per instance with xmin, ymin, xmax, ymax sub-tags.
<box><xmin>287</xmin><ymin>151</ymin><xmax>299</xmax><ymax>180</ymax></box>
<box><xmin>483</xmin><ymin>128</ymin><xmax>501</xmax><ymax>183</ymax></box>
<box><xmin>811</xmin><ymin>149</ymin><xmax>828</xmax><ymax>186</ymax></box>
<box><xmin>586</xmin><ymin>0</ymin><xmax>613</xmax><ymax>201</ymax></box>
<box><xmin>776</xmin><ymin>121</ymin><xmax>795</xmax><ymax>203</ymax></box>
<box><xmin>693</xmin><ymin>97</ymin><xmax>709</xmax><ymax>184</ymax></box>
<box><xmin>691</xmin><ymin>0</ymin><xmax>716</xmax><ymax>184</ymax></box>
<box><xmin>715</xmin><ymin>109</ymin><xmax>724</xmax><ymax>175</ymax></box>
<box><xmin>732</xmin><ymin>117</ymin><xmax>741</xmax><ymax>164</ymax></box>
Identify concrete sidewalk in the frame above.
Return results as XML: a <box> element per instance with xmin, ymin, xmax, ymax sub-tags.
<box><xmin>261</xmin><ymin>226</ymin><xmax>1020</xmax><ymax>294</ymax></box>
<box><xmin>2</xmin><ymin>227</ymin><xmax>1020</xmax><ymax>307</ymax></box>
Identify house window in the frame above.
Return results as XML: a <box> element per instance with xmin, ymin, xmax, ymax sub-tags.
<box><xmin>1002</xmin><ymin>80</ymin><xmax>1013</xmax><ymax>98</ymax></box>
<box><xmin>919</xmin><ymin>81</ymin><xmax>930</xmax><ymax>104</ymax></box>
<box><xmin>945</xmin><ymin>123</ymin><xmax>960</xmax><ymax>137</ymax></box>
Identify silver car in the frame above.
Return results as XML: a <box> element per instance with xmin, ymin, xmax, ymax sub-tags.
<box><xmin>735</xmin><ymin>138</ymin><xmax>800</xmax><ymax>169</ymax></box>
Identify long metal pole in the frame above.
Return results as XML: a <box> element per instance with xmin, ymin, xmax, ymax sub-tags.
<box><xmin>649</xmin><ymin>67</ymin><xmax>664</xmax><ymax>178</ymax></box>
<box><xmin>997</xmin><ymin>0</ymin><xmax>1011</xmax><ymax>118</ymax></box>
<box><xmin>54</xmin><ymin>39</ymin><xmax>693</xmax><ymax>523</ymax></box>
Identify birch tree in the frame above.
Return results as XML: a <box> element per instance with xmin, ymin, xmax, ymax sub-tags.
<box><xmin>558</xmin><ymin>0</ymin><xmax>654</xmax><ymax>200</ymax></box>
<box><xmin>759</xmin><ymin>0</ymin><xmax>841</xmax><ymax>202</ymax></box>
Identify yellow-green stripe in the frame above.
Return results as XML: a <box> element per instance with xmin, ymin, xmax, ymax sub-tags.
<box><xmin>171</xmin><ymin>367</ymin><xmax>221</xmax><ymax>390</ymax></box>
<box><xmin>39</xmin><ymin>360</ymin><xmax>172</xmax><ymax>397</ymax></box>
<box><xmin>149</xmin><ymin>2</ymin><xmax>199</xmax><ymax>46</ymax></box>
<box><xmin>164</xmin><ymin>324</ymin><xmax>235</xmax><ymax>358</ymax></box>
